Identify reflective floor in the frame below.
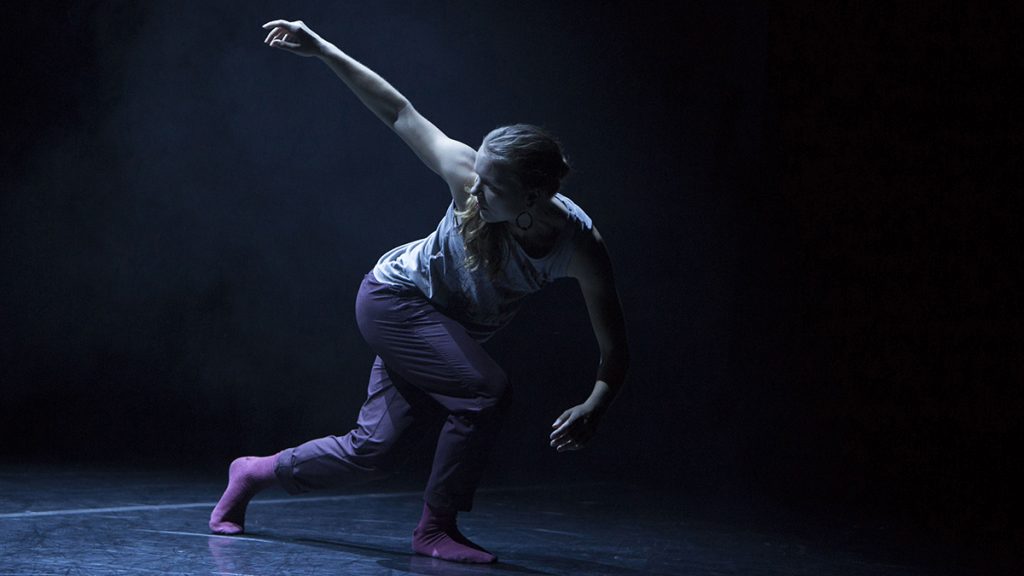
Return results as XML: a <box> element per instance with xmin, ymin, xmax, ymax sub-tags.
<box><xmin>0</xmin><ymin>466</ymin><xmax>964</xmax><ymax>575</ymax></box>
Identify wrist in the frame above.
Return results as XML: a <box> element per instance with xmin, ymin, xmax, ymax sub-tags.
<box><xmin>315</xmin><ymin>40</ymin><xmax>338</xmax><ymax>61</ymax></box>
<box><xmin>583</xmin><ymin>382</ymin><xmax>613</xmax><ymax>412</ymax></box>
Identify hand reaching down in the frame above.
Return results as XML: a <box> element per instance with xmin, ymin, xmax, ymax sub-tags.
<box><xmin>550</xmin><ymin>402</ymin><xmax>603</xmax><ymax>452</ymax></box>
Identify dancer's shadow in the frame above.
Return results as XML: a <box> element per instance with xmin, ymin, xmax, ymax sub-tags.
<box><xmin>380</xmin><ymin>549</ymin><xmax>673</xmax><ymax>576</ymax></box>
<box><xmin>294</xmin><ymin>537</ymin><xmax>551</xmax><ymax>575</ymax></box>
<box><xmin>208</xmin><ymin>532</ymin><xmax>552</xmax><ymax>576</ymax></box>
<box><xmin>377</xmin><ymin>553</ymin><xmax>552</xmax><ymax>576</ymax></box>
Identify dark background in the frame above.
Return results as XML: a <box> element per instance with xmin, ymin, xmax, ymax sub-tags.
<box><xmin>2</xmin><ymin>1</ymin><xmax>1018</xmax><ymax>572</ymax></box>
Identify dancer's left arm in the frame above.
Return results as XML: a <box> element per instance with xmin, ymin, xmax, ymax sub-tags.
<box><xmin>550</xmin><ymin>226</ymin><xmax>630</xmax><ymax>452</ymax></box>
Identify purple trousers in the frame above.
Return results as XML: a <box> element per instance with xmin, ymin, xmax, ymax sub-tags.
<box><xmin>274</xmin><ymin>271</ymin><xmax>511</xmax><ymax>511</ymax></box>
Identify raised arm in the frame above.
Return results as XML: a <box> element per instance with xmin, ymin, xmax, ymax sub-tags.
<box><xmin>550</xmin><ymin>225</ymin><xmax>631</xmax><ymax>452</ymax></box>
<box><xmin>262</xmin><ymin>20</ymin><xmax>475</xmax><ymax>205</ymax></box>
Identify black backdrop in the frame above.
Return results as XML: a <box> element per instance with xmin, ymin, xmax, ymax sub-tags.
<box><xmin>2</xmin><ymin>1</ymin><xmax>1018</xmax><ymax>570</ymax></box>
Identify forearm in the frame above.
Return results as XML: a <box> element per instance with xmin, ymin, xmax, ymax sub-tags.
<box><xmin>316</xmin><ymin>41</ymin><xmax>409</xmax><ymax>127</ymax></box>
<box><xmin>585</xmin><ymin>352</ymin><xmax>629</xmax><ymax>411</ymax></box>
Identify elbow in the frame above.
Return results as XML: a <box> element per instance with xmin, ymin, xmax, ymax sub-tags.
<box><xmin>390</xmin><ymin>99</ymin><xmax>415</xmax><ymax>129</ymax></box>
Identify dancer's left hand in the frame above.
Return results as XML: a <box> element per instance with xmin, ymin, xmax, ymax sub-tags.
<box><xmin>550</xmin><ymin>402</ymin><xmax>602</xmax><ymax>452</ymax></box>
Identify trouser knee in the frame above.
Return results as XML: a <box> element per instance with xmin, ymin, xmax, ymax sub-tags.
<box><xmin>467</xmin><ymin>370</ymin><xmax>511</xmax><ymax>413</ymax></box>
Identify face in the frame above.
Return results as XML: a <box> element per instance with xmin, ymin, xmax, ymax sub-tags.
<box><xmin>469</xmin><ymin>145</ymin><xmax>537</xmax><ymax>224</ymax></box>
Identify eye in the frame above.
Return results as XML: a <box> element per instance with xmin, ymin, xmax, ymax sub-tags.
<box><xmin>482</xmin><ymin>180</ymin><xmax>501</xmax><ymax>195</ymax></box>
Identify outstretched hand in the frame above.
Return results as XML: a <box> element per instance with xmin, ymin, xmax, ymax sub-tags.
<box><xmin>550</xmin><ymin>402</ymin><xmax>603</xmax><ymax>452</ymax></box>
<box><xmin>262</xmin><ymin>19</ymin><xmax>326</xmax><ymax>58</ymax></box>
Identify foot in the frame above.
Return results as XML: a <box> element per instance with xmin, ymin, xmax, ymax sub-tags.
<box><xmin>209</xmin><ymin>454</ymin><xmax>279</xmax><ymax>535</ymax></box>
<box><xmin>411</xmin><ymin>503</ymin><xmax>497</xmax><ymax>564</ymax></box>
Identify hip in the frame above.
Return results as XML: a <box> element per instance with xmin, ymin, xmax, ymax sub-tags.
<box><xmin>357</xmin><ymin>271</ymin><xmax>498</xmax><ymax>343</ymax></box>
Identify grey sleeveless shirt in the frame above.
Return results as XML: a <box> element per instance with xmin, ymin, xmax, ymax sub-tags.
<box><xmin>371</xmin><ymin>193</ymin><xmax>593</xmax><ymax>339</ymax></box>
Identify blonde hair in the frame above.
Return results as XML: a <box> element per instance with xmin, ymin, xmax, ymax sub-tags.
<box><xmin>455</xmin><ymin>194</ymin><xmax>512</xmax><ymax>279</ymax></box>
<box><xmin>455</xmin><ymin>124</ymin><xmax>571</xmax><ymax>279</ymax></box>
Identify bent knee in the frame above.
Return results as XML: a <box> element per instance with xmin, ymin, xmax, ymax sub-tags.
<box><xmin>345</xmin><ymin>441</ymin><xmax>399</xmax><ymax>477</ymax></box>
<box><xmin>348</xmin><ymin>435</ymin><xmax>394</xmax><ymax>461</ymax></box>
<box><xmin>465</xmin><ymin>369</ymin><xmax>511</xmax><ymax>411</ymax></box>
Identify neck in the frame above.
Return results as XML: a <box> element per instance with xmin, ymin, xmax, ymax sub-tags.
<box><xmin>507</xmin><ymin>195</ymin><xmax>562</xmax><ymax>240</ymax></box>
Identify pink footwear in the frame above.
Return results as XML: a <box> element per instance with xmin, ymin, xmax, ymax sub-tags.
<box><xmin>411</xmin><ymin>502</ymin><xmax>497</xmax><ymax>564</ymax></box>
<box><xmin>209</xmin><ymin>454</ymin><xmax>279</xmax><ymax>535</ymax></box>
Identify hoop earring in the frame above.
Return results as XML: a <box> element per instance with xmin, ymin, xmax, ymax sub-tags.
<box><xmin>515</xmin><ymin>211</ymin><xmax>533</xmax><ymax>231</ymax></box>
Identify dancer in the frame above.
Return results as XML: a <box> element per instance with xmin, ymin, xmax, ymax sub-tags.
<box><xmin>209</xmin><ymin>19</ymin><xmax>630</xmax><ymax>564</ymax></box>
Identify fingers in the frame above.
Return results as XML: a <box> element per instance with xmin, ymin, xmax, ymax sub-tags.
<box><xmin>550</xmin><ymin>408</ymin><xmax>586</xmax><ymax>439</ymax></box>
<box><xmin>552</xmin><ymin>409</ymin><xmax>570</xmax><ymax>428</ymax></box>
<box><xmin>264</xmin><ymin>27</ymin><xmax>287</xmax><ymax>45</ymax></box>
<box><xmin>550</xmin><ymin>406</ymin><xmax>597</xmax><ymax>451</ymax></box>
<box><xmin>549</xmin><ymin>423</ymin><xmax>569</xmax><ymax>446</ymax></box>
<box><xmin>264</xmin><ymin>29</ymin><xmax>300</xmax><ymax>51</ymax></box>
<box><xmin>554</xmin><ymin>437</ymin><xmax>584</xmax><ymax>452</ymax></box>
<box><xmin>550</xmin><ymin>430</ymin><xmax>587</xmax><ymax>449</ymax></box>
<box><xmin>550</xmin><ymin>420</ymin><xmax>583</xmax><ymax>449</ymax></box>
<box><xmin>551</xmin><ymin>409</ymin><xmax>573</xmax><ymax>433</ymax></box>
<box><xmin>271</xmin><ymin>38</ymin><xmax>301</xmax><ymax>50</ymax></box>
<box><xmin>550</xmin><ymin>419</ymin><xmax>572</xmax><ymax>440</ymax></box>
<box><xmin>262</xmin><ymin>20</ymin><xmax>298</xmax><ymax>31</ymax></box>
<box><xmin>262</xmin><ymin>20</ymin><xmax>302</xmax><ymax>50</ymax></box>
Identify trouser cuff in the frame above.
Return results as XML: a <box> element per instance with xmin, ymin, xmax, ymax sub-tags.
<box><xmin>274</xmin><ymin>448</ymin><xmax>305</xmax><ymax>495</ymax></box>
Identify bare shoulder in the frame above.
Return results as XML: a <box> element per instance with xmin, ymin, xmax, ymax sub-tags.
<box><xmin>566</xmin><ymin>225</ymin><xmax>613</xmax><ymax>289</ymax></box>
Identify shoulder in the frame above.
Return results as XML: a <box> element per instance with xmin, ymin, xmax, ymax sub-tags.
<box><xmin>565</xmin><ymin>224</ymin><xmax>611</xmax><ymax>289</ymax></box>
<box><xmin>558</xmin><ymin>195</ymin><xmax>603</xmax><ymax>283</ymax></box>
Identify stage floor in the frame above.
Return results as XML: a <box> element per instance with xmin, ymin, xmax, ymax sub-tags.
<box><xmin>0</xmin><ymin>466</ymin><xmax>962</xmax><ymax>575</ymax></box>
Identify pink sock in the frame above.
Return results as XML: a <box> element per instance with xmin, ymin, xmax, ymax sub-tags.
<box><xmin>411</xmin><ymin>502</ymin><xmax>497</xmax><ymax>564</ymax></box>
<box><xmin>209</xmin><ymin>454</ymin><xmax>279</xmax><ymax>535</ymax></box>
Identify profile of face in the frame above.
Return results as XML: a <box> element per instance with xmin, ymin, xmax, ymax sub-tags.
<box><xmin>468</xmin><ymin>145</ymin><xmax>538</xmax><ymax>224</ymax></box>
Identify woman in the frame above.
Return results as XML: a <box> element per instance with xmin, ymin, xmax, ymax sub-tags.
<box><xmin>209</xmin><ymin>19</ymin><xmax>630</xmax><ymax>564</ymax></box>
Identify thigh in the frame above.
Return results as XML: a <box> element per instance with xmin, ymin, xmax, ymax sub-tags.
<box><xmin>355</xmin><ymin>273</ymin><xmax>508</xmax><ymax>411</ymax></box>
